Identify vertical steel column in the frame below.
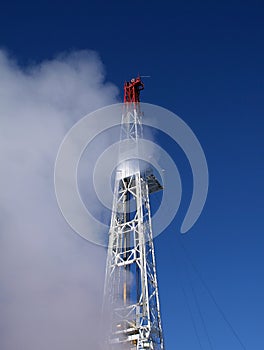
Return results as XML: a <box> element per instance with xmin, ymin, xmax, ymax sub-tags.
<box><xmin>104</xmin><ymin>78</ymin><xmax>164</xmax><ymax>350</ymax></box>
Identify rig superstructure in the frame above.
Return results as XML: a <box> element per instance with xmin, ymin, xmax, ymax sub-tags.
<box><xmin>104</xmin><ymin>77</ymin><xmax>164</xmax><ymax>350</ymax></box>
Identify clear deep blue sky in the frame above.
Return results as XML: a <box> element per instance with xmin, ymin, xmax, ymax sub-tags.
<box><xmin>1</xmin><ymin>0</ymin><xmax>263</xmax><ymax>348</ymax></box>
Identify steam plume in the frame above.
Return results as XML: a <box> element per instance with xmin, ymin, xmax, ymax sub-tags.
<box><xmin>0</xmin><ymin>50</ymin><xmax>118</xmax><ymax>349</ymax></box>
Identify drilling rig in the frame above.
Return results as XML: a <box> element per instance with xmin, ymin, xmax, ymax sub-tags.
<box><xmin>104</xmin><ymin>77</ymin><xmax>164</xmax><ymax>350</ymax></box>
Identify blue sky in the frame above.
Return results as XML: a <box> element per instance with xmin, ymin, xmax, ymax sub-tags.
<box><xmin>1</xmin><ymin>0</ymin><xmax>263</xmax><ymax>349</ymax></box>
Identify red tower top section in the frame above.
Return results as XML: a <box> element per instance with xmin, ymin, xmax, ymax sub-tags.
<box><xmin>124</xmin><ymin>76</ymin><xmax>144</xmax><ymax>103</ymax></box>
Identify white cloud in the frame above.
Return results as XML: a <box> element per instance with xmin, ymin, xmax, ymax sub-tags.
<box><xmin>0</xmin><ymin>49</ymin><xmax>119</xmax><ymax>349</ymax></box>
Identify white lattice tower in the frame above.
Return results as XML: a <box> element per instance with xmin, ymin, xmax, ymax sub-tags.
<box><xmin>104</xmin><ymin>77</ymin><xmax>164</xmax><ymax>350</ymax></box>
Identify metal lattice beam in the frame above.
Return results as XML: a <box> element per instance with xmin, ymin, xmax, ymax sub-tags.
<box><xmin>104</xmin><ymin>79</ymin><xmax>164</xmax><ymax>350</ymax></box>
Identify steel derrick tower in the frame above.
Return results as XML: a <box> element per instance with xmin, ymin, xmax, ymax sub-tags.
<box><xmin>104</xmin><ymin>77</ymin><xmax>164</xmax><ymax>350</ymax></box>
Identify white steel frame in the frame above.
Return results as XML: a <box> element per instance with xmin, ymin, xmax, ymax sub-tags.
<box><xmin>104</xmin><ymin>104</ymin><xmax>164</xmax><ymax>350</ymax></box>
